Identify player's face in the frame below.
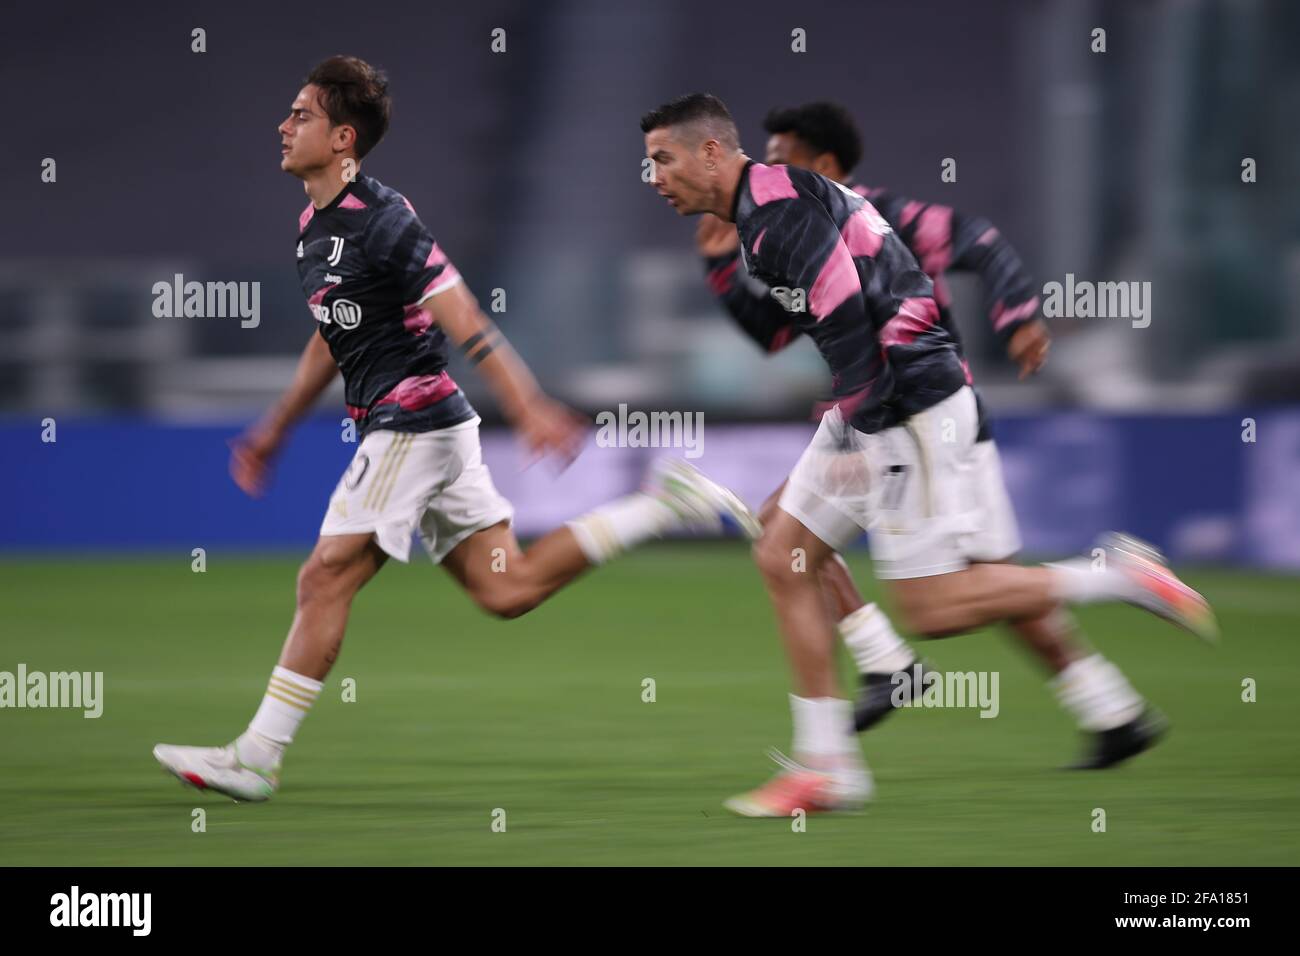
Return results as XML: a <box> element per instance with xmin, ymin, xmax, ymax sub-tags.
<box><xmin>644</xmin><ymin>127</ymin><xmax>713</xmax><ymax>216</ymax></box>
<box><xmin>278</xmin><ymin>85</ymin><xmax>337</xmax><ymax>176</ymax></box>
<box><xmin>765</xmin><ymin>132</ymin><xmax>845</xmax><ymax>182</ymax></box>
<box><xmin>764</xmin><ymin>132</ymin><xmax>816</xmax><ymax>170</ymax></box>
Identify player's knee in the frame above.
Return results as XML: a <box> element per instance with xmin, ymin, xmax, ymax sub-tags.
<box><xmin>910</xmin><ymin>618</ymin><xmax>961</xmax><ymax>640</ymax></box>
<box><xmin>296</xmin><ymin>558</ymin><xmax>329</xmax><ymax>607</ymax></box>
<box><xmin>894</xmin><ymin>600</ymin><xmax>961</xmax><ymax>639</ymax></box>
<box><xmin>296</xmin><ymin>551</ymin><xmax>360</xmax><ymax>607</ymax></box>
<box><xmin>752</xmin><ymin>535</ymin><xmax>801</xmax><ymax>585</ymax></box>
<box><xmin>493</xmin><ymin>594</ymin><xmax>540</xmax><ymax>620</ymax></box>
<box><xmin>471</xmin><ymin>585</ymin><xmax>539</xmax><ymax>621</ymax></box>
<box><xmin>756</xmin><ymin>495</ymin><xmax>781</xmax><ymax>529</ymax></box>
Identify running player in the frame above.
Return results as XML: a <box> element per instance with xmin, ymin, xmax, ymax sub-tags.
<box><xmin>153</xmin><ymin>57</ymin><xmax>759</xmax><ymax>803</ymax></box>
<box><xmin>698</xmin><ymin>101</ymin><xmax>1156</xmax><ymax>771</ymax></box>
<box><xmin>642</xmin><ymin>93</ymin><xmax>1216</xmax><ymax>816</ymax></box>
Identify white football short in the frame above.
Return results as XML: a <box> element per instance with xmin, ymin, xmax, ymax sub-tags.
<box><xmin>778</xmin><ymin>386</ymin><xmax>1021</xmax><ymax>579</ymax></box>
<box><xmin>319</xmin><ymin>417</ymin><xmax>514</xmax><ymax>564</ymax></box>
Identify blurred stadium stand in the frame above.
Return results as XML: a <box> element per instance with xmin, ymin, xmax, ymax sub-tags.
<box><xmin>2</xmin><ymin>0</ymin><xmax>1297</xmax><ymax>564</ymax></box>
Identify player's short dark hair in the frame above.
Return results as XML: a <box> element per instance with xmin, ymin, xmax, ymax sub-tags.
<box><xmin>640</xmin><ymin>93</ymin><xmax>739</xmax><ymax>148</ymax></box>
<box><xmin>763</xmin><ymin>101</ymin><xmax>863</xmax><ymax>174</ymax></box>
<box><xmin>305</xmin><ymin>55</ymin><xmax>391</xmax><ymax>159</ymax></box>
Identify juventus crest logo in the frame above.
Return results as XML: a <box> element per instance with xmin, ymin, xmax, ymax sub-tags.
<box><xmin>327</xmin><ymin>236</ymin><xmax>345</xmax><ymax>266</ymax></box>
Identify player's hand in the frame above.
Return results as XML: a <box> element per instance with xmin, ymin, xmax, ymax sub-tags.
<box><xmin>512</xmin><ymin>397</ymin><xmax>588</xmax><ymax>468</ymax></box>
<box><xmin>229</xmin><ymin>424</ymin><xmax>283</xmax><ymax>497</ymax></box>
<box><xmin>695</xmin><ymin>214</ymin><xmax>740</xmax><ymax>258</ymax></box>
<box><xmin>1008</xmin><ymin>320</ymin><xmax>1051</xmax><ymax>380</ymax></box>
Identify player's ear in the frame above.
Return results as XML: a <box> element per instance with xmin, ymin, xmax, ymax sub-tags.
<box><xmin>703</xmin><ymin>139</ymin><xmax>719</xmax><ymax>171</ymax></box>
<box><xmin>812</xmin><ymin>154</ymin><xmax>838</xmax><ymax>179</ymax></box>
<box><xmin>333</xmin><ymin>124</ymin><xmax>356</xmax><ymax>154</ymax></box>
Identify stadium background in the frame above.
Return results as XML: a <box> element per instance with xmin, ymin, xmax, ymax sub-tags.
<box><xmin>2</xmin><ymin>0</ymin><xmax>1298</xmax><ymax>866</ymax></box>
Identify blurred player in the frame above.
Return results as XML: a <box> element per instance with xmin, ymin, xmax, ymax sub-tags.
<box><xmin>642</xmin><ymin>93</ymin><xmax>1216</xmax><ymax>816</ymax></box>
<box><xmin>153</xmin><ymin>57</ymin><xmax>759</xmax><ymax>803</ymax></box>
<box><xmin>697</xmin><ymin>101</ymin><xmax>1156</xmax><ymax>770</ymax></box>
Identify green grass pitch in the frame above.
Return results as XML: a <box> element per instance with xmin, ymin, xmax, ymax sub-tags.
<box><xmin>1</xmin><ymin>543</ymin><xmax>1297</xmax><ymax>866</ymax></box>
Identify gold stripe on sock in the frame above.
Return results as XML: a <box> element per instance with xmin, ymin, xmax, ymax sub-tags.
<box><xmin>595</xmin><ymin>515</ymin><xmax>623</xmax><ymax>559</ymax></box>
<box><xmin>573</xmin><ymin>515</ymin><xmax>602</xmax><ymax>559</ymax></box>
<box><xmin>268</xmin><ymin>677</ymin><xmax>317</xmax><ymax>706</ymax></box>
<box><xmin>580</xmin><ymin>514</ymin><xmax>621</xmax><ymax>561</ymax></box>
<box><xmin>265</xmin><ymin>688</ymin><xmax>312</xmax><ymax>711</ymax></box>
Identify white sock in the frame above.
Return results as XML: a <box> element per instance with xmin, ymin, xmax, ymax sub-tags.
<box><xmin>239</xmin><ymin>666</ymin><xmax>323</xmax><ymax>769</ymax></box>
<box><xmin>789</xmin><ymin>695</ymin><xmax>857</xmax><ymax>761</ymax></box>
<box><xmin>839</xmin><ymin>602</ymin><xmax>914</xmax><ymax>675</ymax></box>
<box><xmin>1051</xmin><ymin>654</ymin><xmax>1145</xmax><ymax>731</ymax></box>
<box><xmin>1047</xmin><ymin>558</ymin><xmax>1142</xmax><ymax>605</ymax></box>
<box><xmin>789</xmin><ymin>695</ymin><xmax>870</xmax><ymax>798</ymax></box>
<box><xmin>566</xmin><ymin>493</ymin><xmax>677</xmax><ymax>564</ymax></box>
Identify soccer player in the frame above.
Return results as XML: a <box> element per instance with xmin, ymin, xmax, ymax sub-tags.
<box><xmin>153</xmin><ymin>57</ymin><xmax>759</xmax><ymax>803</ymax></box>
<box><xmin>697</xmin><ymin>101</ymin><xmax>1156</xmax><ymax>770</ymax></box>
<box><xmin>642</xmin><ymin>93</ymin><xmax>1216</xmax><ymax>816</ymax></box>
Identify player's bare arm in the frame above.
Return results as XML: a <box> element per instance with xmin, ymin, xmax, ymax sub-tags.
<box><xmin>421</xmin><ymin>281</ymin><xmax>587</xmax><ymax>465</ymax></box>
<box><xmin>230</xmin><ymin>330</ymin><xmax>339</xmax><ymax>497</ymax></box>
<box><xmin>695</xmin><ymin>213</ymin><xmax>739</xmax><ymax>256</ymax></box>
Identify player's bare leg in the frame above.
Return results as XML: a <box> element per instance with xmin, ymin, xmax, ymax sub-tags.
<box><xmin>443</xmin><ymin>457</ymin><xmax>761</xmax><ymax>619</ymax></box>
<box><xmin>1001</xmin><ymin>594</ymin><xmax>1082</xmax><ymax>675</ymax></box>
<box><xmin>769</xmin><ymin>443</ymin><xmax>1161</xmax><ymax>741</ymax></box>
<box><xmin>775</xmin><ymin>468</ymin><xmax>1198</xmax><ymax>764</ymax></box>
<box><xmin>818</xmin><ymin>552</ymin><xmax>866</xmax><ymax>621</ymax></box>
<box><xmin>766</xmin><ymin>485</ymin><xmax>871</xmax><ymax>668</ymax></box>
<box><xmin>441</xmin><ymin>521</ymin><xmax>590</xmax><ymax>619</ymax></box>
<box><xmin>758</xmin><ymin>477</ymin><xmax>1188</xmax><ymax>768</ymax></box>
<box><xmin>887</xmin><ymin>533</ymin><xmax>1216</xmax><ymax>642</ymax></box>
<box><xmin>154</xmin><ymin>532</ymin><xmax>386</xmax><ymax>801</ymax></box>
<box><xmin>758</xmin><ymin>482</ymin><xmax>864</xmax><ymax>619</ymax></box>
<box><xmin>754</xmin><ymin>509</ymin><xmax>842</xmax><ymax>699</ymax></box>
<box><xmin>279</xmin><ymin>532</ymin><xmax>389</xmax><ymax>677</ymax></box>
<box><xmin>1004</xmin><ymin>598</ymin><xmax>1171</xmax><ymax>766</ymax></box>
<box><xmin>888</xmin><ymin>563</ymin><xmax>1055</xmax><ymax>636</ymax></box>
<box><xmin>885</xmin><ymin>535</ymin><xmax>1217</xmax><ymax>768</ymax></box>
<box><xmin>757</xmin><ymin>481</ymin><xmax>922</xmax><ymax>730</ymax></box>
<box><xmin>154</xmin><ymin>449</ymin><xmax>759</xmax><ymax>804</ymax></box>
<box><xmin>724</xmin><ymin>507</ymin><xmax>872</xmax><ymax>817</ymax></box>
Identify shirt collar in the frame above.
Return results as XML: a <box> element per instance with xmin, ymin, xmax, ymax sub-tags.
<box><xmin>729</xmin><ymin>159</ymin><xmax>755</xmax><ymax>223</ymax></box>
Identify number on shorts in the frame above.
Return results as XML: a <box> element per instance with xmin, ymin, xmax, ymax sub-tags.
<box><xmin>879</xmin><ymin>464</ymin><xmax>910</xmax><ymax>512</ymax></box>
<box><xmin>344</xmin><ymin>453</ymin><xmax>370</xmax><ymax>491</ymax></box>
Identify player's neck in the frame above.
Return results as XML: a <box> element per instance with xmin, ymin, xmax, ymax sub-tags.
<box><xmin>301</xmin><ymin>162</ymin><xmax>356</xmax><ymax>210</ymax></box>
